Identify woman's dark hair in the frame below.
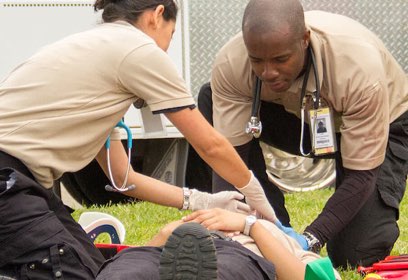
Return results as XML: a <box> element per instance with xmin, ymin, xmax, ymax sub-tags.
<box><xmin>94</xmin><ymin>0</ymin><xmax>178</xmax><ymax>23</ymax></box>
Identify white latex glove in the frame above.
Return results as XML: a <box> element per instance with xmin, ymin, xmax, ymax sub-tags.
<box><xmin>236</xmin><ymin>171</ymin><xmax>278</xmax><ymax>222</ymax></box>
<box><xmin>189</xmin><ymin>190</ymin><xmax>251</xmax><ymax>214</ymax></box>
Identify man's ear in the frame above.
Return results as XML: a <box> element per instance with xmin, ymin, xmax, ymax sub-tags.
<box><xmin>302</xmin><ymin>29</ymin><xmax>311</xmax><ymax>49</ymax></box>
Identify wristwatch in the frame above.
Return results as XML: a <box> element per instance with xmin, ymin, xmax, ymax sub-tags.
<box><xmin>303</xmin><ymin>231</ymin><xmax>322</xmax><ymax>253</ymax></box>
<box><xmin>181</xmin><ymin>187</ymin><xmax>192</xmax><ymax>210</ymax></box>
<box><xmin>243</xmin><ymin>215</ymin><xmax>257</xmax><ymax>236</ymax></box>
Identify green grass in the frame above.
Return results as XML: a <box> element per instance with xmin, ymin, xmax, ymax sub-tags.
<box><xmin>72</xmin><ymin>187</ymin><xmax>408</xmax><ymax>279</ymax></box>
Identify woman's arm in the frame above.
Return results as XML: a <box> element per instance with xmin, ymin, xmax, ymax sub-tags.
<box><xmin>96</xmin><ymin>139</ymin><xmax>184</xmax><ymax>208</ymax></box>
<box><xmin>165</xmin><ymin>107</ymin><xmax>251</xmax><ymax>187</ymax></box>
<box><xmin>96</xmin><ymin>140</ymin><xmax>250</xmax><ymax>212</ymax></box>
<box><xmin>95</xmin><ymin>107</ymin><xmax>276</xmax><ymax>220</ymax></box>
<box><xmin>166</xmin><ymin>108</ymin><xmax>279</xmax><ymax>222</ymax></box>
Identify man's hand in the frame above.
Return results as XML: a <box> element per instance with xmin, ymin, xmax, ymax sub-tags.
<box><xmin>189</xmin><ymin>190</ymin><xmax>251</xmax><ymax>214</ymax></box>
<box><xmin>237</xmin><ymin>171</ymin><xmax>278</xmax><ymax>222</ymax></box>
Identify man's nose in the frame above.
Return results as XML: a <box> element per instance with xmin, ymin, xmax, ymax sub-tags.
<box><xmin>262</xmin><ymin>62</ymin><xmax>279</xmax><ymax>80</ymax></box>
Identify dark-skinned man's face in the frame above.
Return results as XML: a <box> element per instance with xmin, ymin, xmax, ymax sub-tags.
<box><xmin>244</xmin><ymin>26</ymin><xmax>309</xmax><ymax>93</ymax></box>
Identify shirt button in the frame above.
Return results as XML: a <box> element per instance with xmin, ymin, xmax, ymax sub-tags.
<box><xmin>59</xmin><ymin>249</ymin><xmax>64</xmax><ymax>255</ymax></box>
<box><xmin>41</xmin><ymin>258</ymin><xmax>49</xmax><ymax>264</ymax></box>
<box><xmin>29</xmin><ymin>263</ymin><xmax>35</xmax><ymax>270</ymax></box>
<box><xmin>55</xmin><ymin>271</ymin><xmax>62</xmax><ymax>278</ymax></box>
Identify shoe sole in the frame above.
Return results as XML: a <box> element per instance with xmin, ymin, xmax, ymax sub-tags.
<box><xmin>159</xmin><ymin>222</ymin><xmax>217</xmax><ymax>280</ymax></box>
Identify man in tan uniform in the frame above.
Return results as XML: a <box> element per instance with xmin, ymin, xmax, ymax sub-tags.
<box><xmin>202</xmin><ymin>0</ymin><xmax>408</xmax><ymax>268</ymax></box>
<box><xmin>0</xmin><ymin>0</ymin><xmax>277</xmax><ymax>278</ymax></box>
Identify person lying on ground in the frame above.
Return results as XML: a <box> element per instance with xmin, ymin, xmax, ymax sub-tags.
<box><xmin>96</xmin><ymin>208</ymin><xmax>341</xmax><ymax>280</ymax></box>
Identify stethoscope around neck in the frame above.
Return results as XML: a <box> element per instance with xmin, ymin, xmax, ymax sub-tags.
<box><xmin>245</xmin><ymin>46</ymin><xmax>321</xmax><ymax>156</ymax></box>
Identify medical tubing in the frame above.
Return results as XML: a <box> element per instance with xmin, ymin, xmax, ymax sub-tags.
<box><xmin>105</xmin><ymin>120</ymin><xmax>134</xmax><ymax>192</ymax></box>
<box><xmin>309</xmin><ymin>47</ymin><xmax>320</xmax><ymax>110</ymax></box>
<box><xmin>299</xmin><ymin>47</ymin><xmax>313</xmax><ymax>108</ymax></box>
<box><xmin>300</xmin><ymin>108</ymin><xmax>310</xmax><ymax>156</ymax></box>
<box><xmin>251</xmin><ymin>77</ymin><xmax>262</xmax><ymax>117</ymax></box>
<box><xmin>116</xmin><ymin>120</ymin><xmax>133</xmax><ymax>149</ymax></box>
<box><xmin>299</xmin><ymin>47</ymin><xmax>313</xmax><ymax>156</ymax></box>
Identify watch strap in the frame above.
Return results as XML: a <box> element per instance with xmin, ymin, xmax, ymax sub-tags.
<box><xmin>303</xmin><ymin>231</ymin><xmax>322</xmax><ymax>254</ymax></box>
<box><xmin>181</xmin><ymin>187</ymin><xmax>191</xmax><ymax>210</ymax></box>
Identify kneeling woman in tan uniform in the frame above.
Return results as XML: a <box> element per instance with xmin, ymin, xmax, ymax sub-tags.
<box><xmin>0</xmin><ymin>0</ymin><xmax>276</xmax><ymax>278</ymax></box>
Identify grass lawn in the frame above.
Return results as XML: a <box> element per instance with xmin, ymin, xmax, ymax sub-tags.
<box><xmin>72</xmin><ymin>187</ymin><xmax>408</xmax><ymax>279</ymax></box>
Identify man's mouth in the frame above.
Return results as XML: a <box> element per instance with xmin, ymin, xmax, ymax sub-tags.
<box><xmin>266</xmin><ymin>80</ymin><xmax>287</xmax><ymax>92</ymax></box>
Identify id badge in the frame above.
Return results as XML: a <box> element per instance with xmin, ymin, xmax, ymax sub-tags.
<box><xmin>308</xmin><ymin>107</ymin><xmax>337</xmax><ymax>155</ymax></box>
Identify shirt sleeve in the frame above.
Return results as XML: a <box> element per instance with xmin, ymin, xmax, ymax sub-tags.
<box><xmin>118</xmin><ymin>44</ymin><xmax>195</xmax><ymax>113</ymax></box>
<box><xmin>211</xmin><ymin>56</ymin><xmax>253</xmax><ymax>147</ymax></box>
<box><xmin>340</xmin><ymin>80</ymin><xmax>389</xmax><ymax>170</ymax></box>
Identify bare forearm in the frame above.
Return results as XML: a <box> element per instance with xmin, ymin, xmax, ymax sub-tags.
<box><xmin>96</xmin><ymin>140</ymin><xmax>184</xmax><ymax>208</ymax></box>
<box><xmin>250</xmin><ymin>222</ymin><xmax>306</xmax><ymax>280</ymax></box>
<box><xmin>125</xmin><ymin>172</ymin><xmax>184</xmax><ymax>207</ymax></box>
<box><xmin>193</xmin><ymin>135</ymin><xmax>250</xmax><ymax>187</ymax></box>
<box><xmin>165</xmin><ymin>108</ymin><xmax>251</xmax><ymax>188</ymax></box>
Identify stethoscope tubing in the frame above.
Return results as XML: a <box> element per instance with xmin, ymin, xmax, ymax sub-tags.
<box><xmin>105</xmin><ymin>120</ymin><xmax>135</xmax><ymax>192</ymax></box>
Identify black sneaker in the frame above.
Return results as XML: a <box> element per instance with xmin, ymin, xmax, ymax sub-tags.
<box><xmin>159</xmin><ymin>222</ymin><xmax>217</xmax><ymax>280</ymax></box>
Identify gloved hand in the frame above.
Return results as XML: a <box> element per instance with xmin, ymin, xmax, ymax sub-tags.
<box><xmin>236</xmin><ymin>171</ymin><xmax>278</xmax><ymax>222</ymax></box>
<box><xmin>274</xmin><ymin>220</ymin><xmax>308</xmax><ymax>250</ymax></box>
<box><xmin>189</xmin><ymin>189</ymin><xmax>251</xmax><ymax>214</ymax></box>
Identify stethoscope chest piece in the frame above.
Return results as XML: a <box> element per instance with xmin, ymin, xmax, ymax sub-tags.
<box><xmin>246</xmin><ymin>116</ymin><xmax>262</xmax><ymax>138</ymax></box>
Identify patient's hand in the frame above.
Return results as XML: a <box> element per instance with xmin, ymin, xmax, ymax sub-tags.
<box><xmin>183</xmin><ymin>208</ymin><xmax>247</xmax><ymax>233</ymax></box>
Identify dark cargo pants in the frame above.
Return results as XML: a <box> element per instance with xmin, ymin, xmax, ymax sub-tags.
<box><xmin>0</xmin><ymin>152</ymin><xmax>105</xmax><ymax>279</ymax></box>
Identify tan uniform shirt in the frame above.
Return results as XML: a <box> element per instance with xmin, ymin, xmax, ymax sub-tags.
<box><xmin>0</xmin><ymin>21</ymin><xmax>195</xmax><ymax>188</ymax></box>
<box><xmin>211</xmin><ymin>11</ymin><xmax>408</xmax><ymax>171</ymax></box>
<box><xmin>233</xmin><ymin>219</ymin><xmax>341</xmax><ymax>279</ymax></box>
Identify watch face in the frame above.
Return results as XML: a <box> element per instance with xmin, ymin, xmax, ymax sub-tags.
<box><xmin>244</xmin><ymin>215</ymin><xmax>257</xmax><ymax>235</ymax></box>
<box><xmin>247</xmin><ymin>215</ymin><xmax>257</xmax><ymax>224</ymax></box>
